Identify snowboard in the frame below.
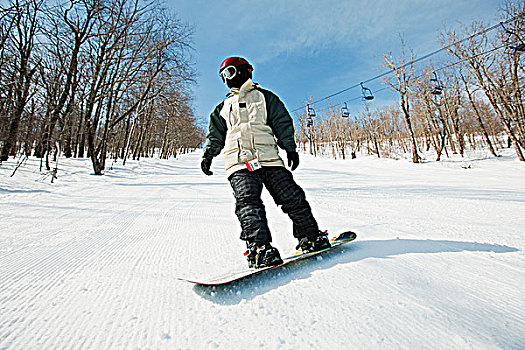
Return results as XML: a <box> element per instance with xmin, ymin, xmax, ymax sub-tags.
<box><xmin>178</xmin><ymin>231</ymin><xmax>356</xmax><ymax>286</ymax></box>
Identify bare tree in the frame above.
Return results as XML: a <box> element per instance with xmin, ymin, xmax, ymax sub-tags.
<box><xmin>1</xmin><ymin>0</ymin><xmax>42</xmax><ymax>161</ymax></box>
<box><xmin>1</xmin><ymin>0</ymin><xmax>201</xmax><ymax>177</ymax></box>
<box><xmin>37</xmin><ymin>0</ymin><xmax>102</xmax><ymax>167</ymax></box>
<box><xmin>442</xmin><ymin>4</ymin><xmax>525</xmax><ymax>161</ymax></box>
<box><xmin>383</xmin><ymin>40</ymin><xmax>421</xmax><ymax>163</ymax></box>
<box><xmin>458</xmin><ymin>68</ymin><xmax>499</xmax><ymax>157</ymax></box>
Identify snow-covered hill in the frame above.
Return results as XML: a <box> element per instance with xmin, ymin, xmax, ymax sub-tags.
<box><xmin>1</xmin><ymin>150</ymin><xmax>524</xmax><ymax>349</ymax></box>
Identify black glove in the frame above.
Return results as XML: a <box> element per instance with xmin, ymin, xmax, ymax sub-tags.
<box><xmin>287</xmin><ymin>151</ymin><xmax>299</xmax><ymax>171</ymax></box>
<box><xmin>201</xmin><ymin>157</ymin><xmax>213</xmax><ymax>176</ymax></box>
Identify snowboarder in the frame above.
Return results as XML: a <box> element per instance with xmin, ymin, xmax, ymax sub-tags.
<box><xmin>201</xmin><ymin>56</ymin><xmax>330</xmax><ymax>268</ymax></box>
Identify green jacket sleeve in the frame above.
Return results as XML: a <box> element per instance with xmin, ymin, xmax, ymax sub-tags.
<box><xmin>202</xmin><ymin>102</ymin><xmax>227</xmax><ymax>159</ymax></box>
<box><xmin>260</xmin><ymin>89</ymin><xmax>297</xmax><ymax>152</ymax></box>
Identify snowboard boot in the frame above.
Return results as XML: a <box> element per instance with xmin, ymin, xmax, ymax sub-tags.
<box><xmin>296</xmin><ymin>230</ymin><xmax>331</xmax><ymax>253</ymax></box>
<box><xmin>244</xmin><ymin>242</ymin><xmax>283</xmax><ymax>269</ymax></box>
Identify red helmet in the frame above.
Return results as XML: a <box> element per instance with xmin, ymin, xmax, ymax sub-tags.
<box><xmin>219</xmin><ymin>56</ymin><xmax>253</xmax><ymax>74</ymax></box>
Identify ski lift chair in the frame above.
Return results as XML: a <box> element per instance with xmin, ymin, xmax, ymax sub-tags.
<box><xmin>307</xmin><ymin>117</ymin><xmax>313</xmax><ymax>127</ymax></box>
<box><xmin>430</xmin><ymin>71</ymin><xmax>443</xmax><ymax>95</ymax></box>
<box><xmin>306</xmin><ymin>103</ymin><xmax>316</xmax><ymax>118</ymax></box>
<box><xmin>360</xmin><ymin>82</ymin><xmax>374</xmax><ymax>101</ymax></box>
<box><xmin>341</xmin><ymin>102</ymin><xmax>349</xmax><ymax>118</ymax></box>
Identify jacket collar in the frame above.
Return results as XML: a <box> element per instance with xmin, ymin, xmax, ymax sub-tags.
<box><xmin>226</xmin><ymin>79</ymin><xmax>259</xmax><ymax>98</ymax></box>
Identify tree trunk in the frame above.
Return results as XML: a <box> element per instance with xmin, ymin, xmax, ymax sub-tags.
<box><xmin>400</xmin><ymin>95</ymin><xmax>420</xmax><ymax>163</ymax></box>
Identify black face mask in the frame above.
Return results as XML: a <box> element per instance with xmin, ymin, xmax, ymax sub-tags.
<box><xmin>225</xmin><ymin>67</ymin><xmax>250</xmax><ymax>89</ymax></box>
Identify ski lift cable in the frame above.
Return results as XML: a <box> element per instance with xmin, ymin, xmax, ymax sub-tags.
<box><xmin>290</xmin><ymin>13</ymin><xmax>523</xmax><ymax>114</ymax></box>
<box><xmin>432</xmin><ymin>43</ymin><xmax>505</xmax><ymax>76</ymax></box>
<box><xmin>307</xmin><ymin>43</ymin><xmax>506</xmax><ymax>116</ymax></box>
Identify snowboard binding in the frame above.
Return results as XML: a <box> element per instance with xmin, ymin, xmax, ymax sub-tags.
<box><xmin>244</xmin><ymin>242</ymin><xmax>283</xmax><ymax>269</ymax></box>
<box><xmin>296</xmin><ymin>230</ymin><xmax>331</xmax><ymax>253</ymax></box>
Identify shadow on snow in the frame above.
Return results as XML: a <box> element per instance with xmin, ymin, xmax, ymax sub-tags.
<box><xmin>191</xmin><ymin>238</ymin><xmax>518</xmax><ymax>305</ymax></box>
<box><xmin>0</xmin><ymin>188</ymin><xmax>50</xmax><ymax>194</ymax></box>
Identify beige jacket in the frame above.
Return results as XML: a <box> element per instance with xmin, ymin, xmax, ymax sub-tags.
<box><xmin>220</xmin><ymin>79</ymin><xmax>285</xmax><ymax>176</ymax></box>
<box><xmin>203</xmin><ymin>79</ymin><xmax>297</xmax><ymax>177</ymax></box>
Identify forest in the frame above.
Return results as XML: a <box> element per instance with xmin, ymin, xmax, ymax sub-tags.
<box><xmin>0</xmin><ymin>0</ymin><xmax>203</xmax><ymax>175</ymax></box>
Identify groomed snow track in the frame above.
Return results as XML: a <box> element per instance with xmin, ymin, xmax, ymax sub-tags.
<box><xmin>1</xmin><ymin>150</ymin><xmax>524</xmax><ymax>349</ymax></box>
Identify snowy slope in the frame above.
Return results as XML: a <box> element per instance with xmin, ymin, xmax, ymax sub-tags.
<box><xmin>0</xmin><ymin>149</ymin><xmax>524</xmax><ymax>349</ymax></box>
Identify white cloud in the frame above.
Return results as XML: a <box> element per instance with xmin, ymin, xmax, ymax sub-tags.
<box><xmin>205</xmin><ymin>0</ymin><xmax>501</xmax><ymax>63</ymax></box>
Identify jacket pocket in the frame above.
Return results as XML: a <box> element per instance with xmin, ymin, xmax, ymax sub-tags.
<box><xmin>253</xmin><ymin>133</ymin><xmax>276</xmax><ymax>145</ymax></box>
<box><xmin>223</xmin><ymin>141</ymin><xmax>240</xmax><ymax>168</ymax></box>
<box><xmin>249</xmin><ymin>100</ymin><xmax>266</xmax><ymax>122</ymax></box>
<box><xmin>253</xmin><ymin>134</ymin><xmax>280</xmax><ymax>162</ymax></box>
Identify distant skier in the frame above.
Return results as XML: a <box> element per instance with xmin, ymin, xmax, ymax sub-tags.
<box><xmin>201</xmin><ymin>56</ymin><xmax>329</xmax><ymax>268</ymax></box>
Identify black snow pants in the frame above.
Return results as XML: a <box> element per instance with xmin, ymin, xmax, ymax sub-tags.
<box><xmin>228</xmin><ymin>166</ymin><xmax>319</xmax><ymax>243</ymax></box>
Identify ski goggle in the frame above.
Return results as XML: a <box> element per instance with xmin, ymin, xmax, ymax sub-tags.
<box><xmin>220</xmin><ymin>65</ymin><xmax>237</xmax><ymax>82</ymax></box>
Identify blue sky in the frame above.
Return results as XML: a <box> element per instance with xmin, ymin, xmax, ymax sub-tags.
<box><xmin>168</xmin><ymin>0</ymin><xmax>503</xmax><ymax>127</ymax></box>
